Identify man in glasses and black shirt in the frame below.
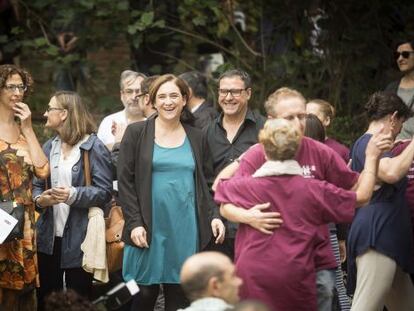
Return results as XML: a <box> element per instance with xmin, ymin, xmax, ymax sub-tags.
<box><xmin>385</xmin><ymin>39</ymin><xmax>414</xmax><ymax>139</ymax></box>
<box><xmin>204</xmin><ymin>69</ymin><xmax>265</xmax><ymax>259</ymax></box>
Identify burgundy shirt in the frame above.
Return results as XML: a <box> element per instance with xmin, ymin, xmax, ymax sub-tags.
<box><xmin>215</xmin><ymin>175</ymin><xmax>356</xmax><ymax>311</ymax></box>
<box><xmin>392</xmin><ymin>140</ymin><xmax>414</xmax><ymax>241</ymax></box>
<box><xmin>324</xmin><ymin>137</ymin><xmax>350</xmax><ymax>164</ymax></box>
<box><xmin>235</xmin><ymin>137</ymin><xmax>359</xmax><ymax>270</ymax></box>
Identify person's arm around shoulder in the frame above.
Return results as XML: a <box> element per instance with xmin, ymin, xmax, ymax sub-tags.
<box><xmin>355</xmin><ymin>129</ymin><xmax>393</xmax><ymax>206</ymax></box>
<box><xmin>377</xmin><ymin>138</ymin><xmax>414</xmax><ymax>184</ymax></box>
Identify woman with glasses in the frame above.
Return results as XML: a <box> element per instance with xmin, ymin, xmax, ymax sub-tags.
<box><xmin>385</xmin><ymin>39</ymin><xmax>414</xmax><ymax>139</ymax></box>
<box><xmin>32</xmin><ymin>91</ymin><xmax>113</xmax><ymax>310</ymax></box>
<box><xmin>0</xmin><ymin>64</ymin><xmax>49</xmax><ymax>310</ymax></box>
<box><xmin>117</xmin><ymin>74</ymin><xmax>225</xmax><ymax>311</ymax></box>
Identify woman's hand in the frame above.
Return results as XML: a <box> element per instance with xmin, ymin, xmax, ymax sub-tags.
<box><xmin>51</xmin><ymin>186</ymin><xmax>70</xmax><ymax>203</ymax></box>
<box><xmin>211</xmin><ymin>218</ymin><xmax>225</xmax><ymax>244</ymax></box>
<box><xmin>131</xmin><ymin>226</ymin><xmax>149</xmax><ymax>248</ymax></box>
<box><xmin>37</xmin><ymin>189</ymin><xmax>59</xmax><ymax>207</ymax></box>
<box><xmin>13</xmin><ymin>102</ymin><xmax>33</xmax><ymax>134</ymax></box>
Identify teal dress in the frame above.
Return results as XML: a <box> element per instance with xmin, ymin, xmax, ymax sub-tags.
<box><xmin>123</xmin><ymin>137</ymin><xmax>198</xmax><ymax>285</ymax></box>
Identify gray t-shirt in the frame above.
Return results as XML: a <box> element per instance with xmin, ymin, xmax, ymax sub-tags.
<box><xmin>397</xmin><ymin>87</ymin><xmax>414</xmax><ymax>140</ymax></box>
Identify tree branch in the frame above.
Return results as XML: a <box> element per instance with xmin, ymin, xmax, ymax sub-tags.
<box><xmin>164</xmin><ymin>25</ymin><xmax>253</xmax><ymax>70</ymax></box>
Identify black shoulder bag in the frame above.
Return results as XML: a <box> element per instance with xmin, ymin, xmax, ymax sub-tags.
<box><xmin>0</xmin><ymin>155</ymin><xmax>25</xmax><ymax>243</ymax></box>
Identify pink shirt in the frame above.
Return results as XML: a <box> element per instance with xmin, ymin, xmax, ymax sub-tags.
<box><xmin>215</xmin><ymin>175</ymin><xmax>356</xmax><ymax>311</ymax></box>
<box><xmin>236</xmin><ymin>137</ymin><xmax>359</xmax><ymax>270</ymax></box>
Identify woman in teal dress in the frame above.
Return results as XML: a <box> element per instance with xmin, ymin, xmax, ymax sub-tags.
<box><xmin>117</xmin><ymin>74</ymin><xmax>225</xmax><ymax>311</ymax></box>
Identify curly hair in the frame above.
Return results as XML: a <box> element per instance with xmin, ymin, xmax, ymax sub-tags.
<box><xmin>45</xmin><ymin>289</ymin><xmax>97</xmax><ymax>311</ymax></box>
<box><xmin>0</xmin><ymin>64</ymin><xmax>33</xmax><ymax>98</ymax></box>
<box><xmin>259</xmin><ymin>119</ymin><xmax>301</xmax><ymax>161</ymax></box>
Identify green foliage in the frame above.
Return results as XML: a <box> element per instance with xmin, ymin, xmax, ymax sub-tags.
<box><xmin>9</xmin><ymin>0</ymin><xmax>414</xmax><ymax>143</ymax></box>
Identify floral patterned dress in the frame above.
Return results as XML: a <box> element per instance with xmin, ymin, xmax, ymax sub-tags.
<box><xmin>0</xmin><ymin>135</ymin><xmax>49</xmax><ymax>290</ymax></box>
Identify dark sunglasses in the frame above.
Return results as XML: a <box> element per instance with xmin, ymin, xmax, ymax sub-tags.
<box><xmin>395</xmin><ymin>51</ymin><xmax>414</xmax><ymax>59</ymax></box>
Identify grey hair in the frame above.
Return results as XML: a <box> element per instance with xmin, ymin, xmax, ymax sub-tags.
<box><xmin>119</xmin><ymin>70</ymin><xmax>147</xmax><ymax>89</ymax></box>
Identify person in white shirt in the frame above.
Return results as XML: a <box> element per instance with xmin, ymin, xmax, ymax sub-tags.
<box><xmin>97</xmin><ymin>70</ymin><xmax>146</xmax><ymax>150</ymax></box>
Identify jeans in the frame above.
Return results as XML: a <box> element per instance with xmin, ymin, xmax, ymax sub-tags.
<box><xmin>316</xmin><ymin>269</ymin><xmax>336</xmax><ymax>311</ymax></box>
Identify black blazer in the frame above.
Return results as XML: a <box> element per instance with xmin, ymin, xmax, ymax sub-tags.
<box><xmin>117</xmin><ymin>117</ymin><xmax>218</xmax><ymax>250</ymax></box>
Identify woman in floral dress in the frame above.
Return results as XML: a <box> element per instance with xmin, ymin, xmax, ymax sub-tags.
<box><xmin>0</xmin><ymin>64</ymin><xmax>49</xmax><ymax>310</ymax></box>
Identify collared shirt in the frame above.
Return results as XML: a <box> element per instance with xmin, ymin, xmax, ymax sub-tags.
<box><xmin>205</xmin><ymin>109</ymin><xmax>266</xmax><ymax>176</ymax></box>
<box><xmin>205</xmin><ymin>109</ymin><xmax>265</xmax><ymax>238</ymax></box>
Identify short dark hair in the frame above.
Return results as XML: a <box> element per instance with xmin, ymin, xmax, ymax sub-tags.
<box><xmin>304</xmin><ymin>114</ymin><xmax>326</xmax><ymax>142</ymax></box>
<box><xmin>218</xmin><ymin>69</ymin><xmax>251</xmax><ymax>89</ymax></box>
<box><xmin>365</xmin><ymin>91</ymin><xmax>412</xmax><ymax>122</ymax></box>
<box><xmin>0</xmin><ymin>64</ymin><xmax>33</xmax><ymax>98</ymax></box>
<box><xmin>395</xmin><ymin>39</ymin><xmax>414</xmax><ymax>51</ymax></box>
<box><xmin>45</xmin><ymin>289</ymin><xmax>97</xmax><ymax>311</ymax></box>
<box><xmin>141</xmin><ymin>75</ymin><xmax>160</xmax><ymax>94</ymax></box>
<box><xmin>179</xmin><ymin>71</ymin><xmax>208</xmax><ymax>99</ymax></box>
<box><xmin>181</xmin><ymin>264</ymin><xmax>225</xmax><ymax>301</ymax></box>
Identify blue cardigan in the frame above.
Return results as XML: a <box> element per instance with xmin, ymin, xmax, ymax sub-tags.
<box><xmin>33</xmin><ymin>134</ymin><xmax>113</xmax><ymax>268</ymax></box>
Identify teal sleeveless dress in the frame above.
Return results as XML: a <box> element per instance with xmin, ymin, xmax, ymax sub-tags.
<box><xmin>123</xmin><ymin>137</ymin><xmax>198</xmax><ymax>285</ymax></box>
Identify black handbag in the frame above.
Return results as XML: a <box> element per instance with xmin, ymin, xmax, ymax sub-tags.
<box><xmin>0</xmin><ymin>155</ymin><xmax>25</xmax><ymax>243</ymax></box>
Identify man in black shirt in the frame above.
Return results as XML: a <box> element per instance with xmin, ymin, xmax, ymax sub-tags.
<box><xmin>204</xmin><ymin>69</ymin><xmax>265</xmax><ymax>259</ymax></box>
<box><xmin>179</xmin><ymin>71</ymin><xmax>217</xmax><ymax>129</ymax></box>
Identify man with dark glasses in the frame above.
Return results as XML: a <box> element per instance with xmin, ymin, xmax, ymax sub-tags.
<box><xmin>385</xmin><ymin>39</ymin><xmax>414</xmax><ymax>139</ymax></box>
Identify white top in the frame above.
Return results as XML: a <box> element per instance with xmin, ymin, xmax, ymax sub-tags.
<box><xmin>53</xmin><ymin>138</ymin><xmax>87</xmax><ymax>237</ymax></box>
<box><xmin>97</xmin><ymin>109</ymin><xmax>127</xmax><ymax>146</ymax></box>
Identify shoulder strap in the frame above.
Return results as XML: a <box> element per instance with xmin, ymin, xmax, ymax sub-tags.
<box><xmin>83</xmin><ymin>150</ymin><xmax>91</xmax><ymax>186</ymax></box>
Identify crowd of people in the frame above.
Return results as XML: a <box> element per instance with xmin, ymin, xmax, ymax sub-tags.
<box><xmin>0</xmin><ymin>37</ymin><xmax>414</xmax><ymax>311</ymax></box>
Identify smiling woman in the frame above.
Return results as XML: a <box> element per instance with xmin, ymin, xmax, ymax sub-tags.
<box><xmin>0</xmin><ymin>64</ymin><xmax>49</xmax><ymax>311</ymax></box>
<box><xmin>118</xmin><ymin>74</ymin><xmax>225</xmax><ymax>311</ymax></box>
<box><xmin>385</xmin><ymin>39</ymin><xmax>414</xmax><ymax>140</ymax></box>
<box><xmin>32</xmin><ymin>91</ymin><xmax>113</xmax><ymax>310</ymax></box>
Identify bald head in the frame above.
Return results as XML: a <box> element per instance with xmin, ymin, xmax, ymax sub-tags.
<box><xmin>180</xmin><ymin>252</ymin><xmax>240</xmax><ymax>303</ymax></box>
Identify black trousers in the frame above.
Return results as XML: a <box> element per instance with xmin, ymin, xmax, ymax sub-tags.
<box><xmin>37</xmin><ymin>237</ymin><xmax>93</xmax><ymax>311</ymax></box>
<box><xmin>204</xmin><ymin>237</ymin><xmax>235</xmax><ymax>261</ymax></box>
<box><xmin>130</xmin><ymin>284</ymin><xmax>188</xmax><ymax>311</ymax></box>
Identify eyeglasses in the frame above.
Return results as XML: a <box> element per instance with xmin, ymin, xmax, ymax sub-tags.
<box><xmin>123</xmin><ymin>89</ymin><xmax>145</xmax><ymax>97</ymax></box>
<box><xmin>218</xmin><ymin>88</ymin><xmax>248</xmax><ymax>98</ymax></box>
<box><xmin>4</xmin><ymin>84</ymin><xmax>27</xmax><ymax>93</ymax></box>
<box><xmin>395</xmin><ymin>51</ymin><xmax>414</xmax><ymax>59</ymax></box>
<box><xmin>46</xmin><ymin>107</ymin><xmax>64</xmax><ymax>112</ymax></box>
